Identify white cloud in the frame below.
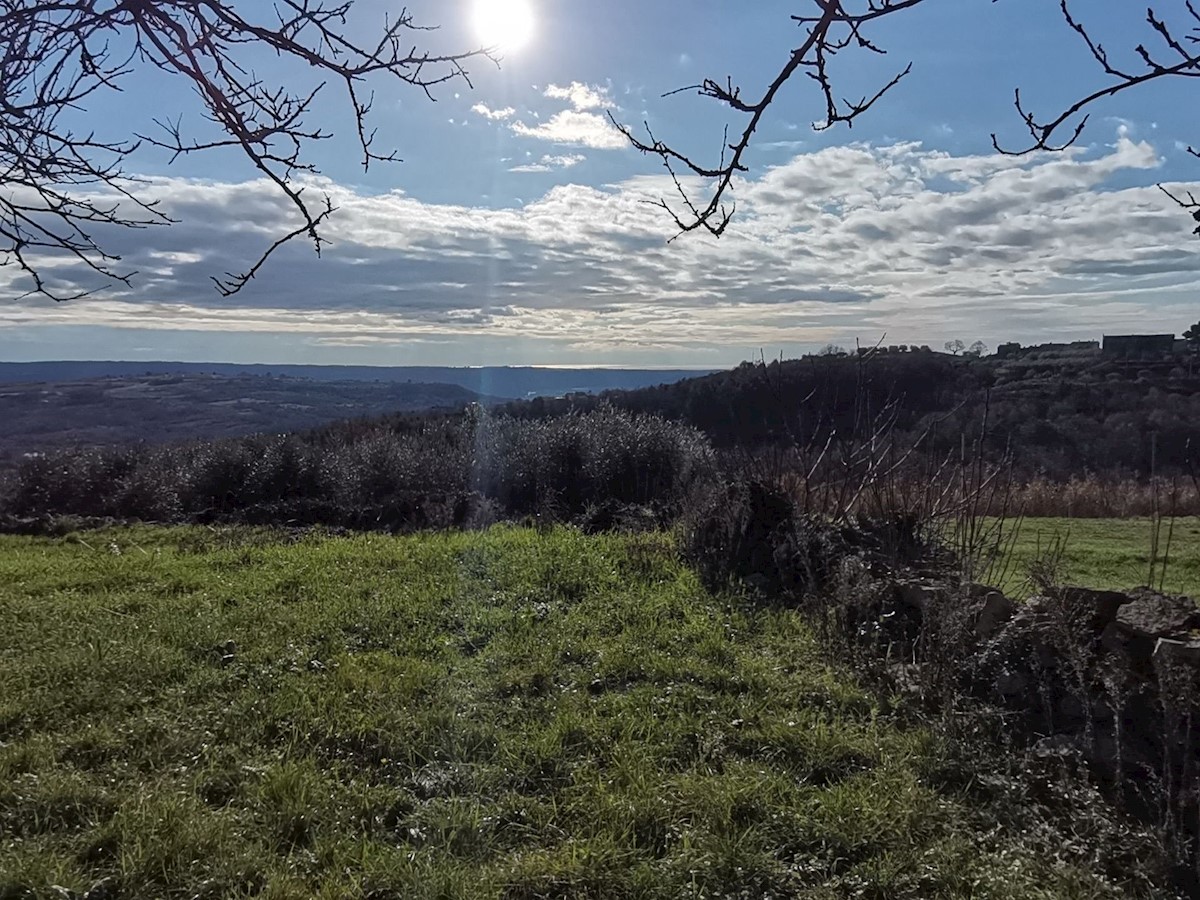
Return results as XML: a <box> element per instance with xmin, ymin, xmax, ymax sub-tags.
<box><xmin>510</xmin><ymin>154</ymin><xmax>587</xmax><ymax>173</ymax></box>
<box><xmin>544</xmin><ymin>82</ymin><xmax>614</xmax><ymax>110</ymax></box>
<box><xmin>5</xmin><ymin>139</ymin><xmax>1198</xmax><ymax>362</ymax></box>
<box><xmin>471</xmin><ymin>103</ymin><xmax>515</xmax><ymax>120</ymax></box>
<box><xmin>508</xmin><ymin>82</ymin><xmax>624</xmax><ymax>151</ymax></box>
<box><xmin>510</xmin><ymin>110</ymin><xmax>626</xmax><ymax>150</ymax></box>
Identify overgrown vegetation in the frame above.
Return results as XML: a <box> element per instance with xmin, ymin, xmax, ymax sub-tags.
<box><xmin>0</xmin><ymin>406</ymin><xmax>716</xmax><ymax>532</ymax></box>
<box><xmin>5</xmin><ymin>355</ymin><xmax>1200</xmax><ymax>896</ymax></box>
<box><xmin>515</xmin><ymin>351</ymin><xmax>1200</xmax><ymax>481</ymax></box>
<box><xmin>678</xmin><ymin>476</ymin><xmax>1200</xmax><ymax>893</ymax></box>
<box><xmin>0</xmin><ymin>526</ymin><xmax>1172</xmax><ymax>899</ymax></box>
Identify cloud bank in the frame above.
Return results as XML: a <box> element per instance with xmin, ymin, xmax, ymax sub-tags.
<box><xmin>4</xmin><ymin>137</ymin><xmax>1198</xmax><ymax>364</ymax></box>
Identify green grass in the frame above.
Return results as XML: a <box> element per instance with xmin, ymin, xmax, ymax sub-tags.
<box><xmin>0</xmin><ymin>526</ymin><xmax>1152</xmax><ymax>899</ymax></box>
<box><xmin>986</xmin><ymin>517</ymin><xmax>1200</xmax><ymax>597</ymax></box>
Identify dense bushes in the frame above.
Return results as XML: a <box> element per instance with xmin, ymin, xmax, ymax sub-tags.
<box><xmin>510</xmin><ymin>353</ymin><xmax>1200</xmax><ymax>480</ymax></box>
<box><xmin>0</xmin><ymin>405</ymin><xmax>717</xmax><ymax>531</ymax></box>
<box><xmin>682</xmin><ymin>478</ymin><xmax>950</xmax><ymax>599</ymax></box>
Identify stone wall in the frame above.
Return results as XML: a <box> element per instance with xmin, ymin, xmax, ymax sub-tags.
<box><xmin>885</xmin><ymin>578</ymin><xmax>1200</xmax><ymax>856</ymax></box>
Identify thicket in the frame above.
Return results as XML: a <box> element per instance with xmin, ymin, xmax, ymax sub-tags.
<box><xmin>0</xmin><ymin>405</ymin><xmax>717</xmax><ymax>531</ymax></box>
<box><xmin>514</xmin><ymin>353</ymin><xmax>1200</xmax><ymax>480</ymax></box>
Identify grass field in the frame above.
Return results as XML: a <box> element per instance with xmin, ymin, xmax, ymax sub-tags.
<box><xmin>983</xmin><ymin>516</ymin><xmax>1200</xmax><ymax>598</ymax></box>
<box><xmin>0</xmin><ymin>526</ymin><xmax>1158</xmax><ymax>899</ymax></box>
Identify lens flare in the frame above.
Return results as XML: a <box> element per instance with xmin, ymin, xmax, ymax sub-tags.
<box><xmin>472</xmin><ymin>0</ymin><xmax>536</xmax><ymax>53</ymax></box>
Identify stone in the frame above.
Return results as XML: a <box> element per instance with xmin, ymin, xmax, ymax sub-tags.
<box><xmin>895</xmin><ymin>580</ymin><xmax>941</xmax><ymax>614</ymax></box>
<box><xmin>1055</xmin><ymin>587</ymin><xmax>1132</xmax><ymax>629</ymax></box>
<box><xmin>972</xmin><ymin>589</ymin><xmax>1015</xmax><ymax>640</ymax></box>
<box><xmin>1116</xmin><ymin>591</ymin><xmax>1200</xmax><ymax>641</ymax></box>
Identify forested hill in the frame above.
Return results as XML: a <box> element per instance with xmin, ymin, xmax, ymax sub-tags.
<box><xmin>510</xmin><ymin>349</ymin><xmax>1200</xmax><ymax>478</ymax></box>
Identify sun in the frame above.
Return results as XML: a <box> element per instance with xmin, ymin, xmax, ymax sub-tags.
<box><xmin>472</xmin><ymin>0</ymin><xmax>536</xmax><ymax>53</ymax></box>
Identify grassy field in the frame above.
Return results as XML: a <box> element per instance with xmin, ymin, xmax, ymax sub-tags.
<box><xmin>984</xmin><ymin>516</ymin><xmax>1200</xmax><ymax>598</ymax></box>
<box><xmin>0</xmin><ymin>526</ymin><xmax>1157</xmax><ymax>899</ymax></box>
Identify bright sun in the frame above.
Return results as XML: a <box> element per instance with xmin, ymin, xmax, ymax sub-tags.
<box><xmin>472</xmin><ymin>0</ymin><xmax>536</xmax><ymax>53</ymax></box>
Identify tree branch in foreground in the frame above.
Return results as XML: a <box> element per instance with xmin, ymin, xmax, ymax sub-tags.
<box><xmin>619</xmin><ymin>0</ymin><xmax>1200</xmax><ymax>239</ymax></box>
<box><xmin>0</xmin><ymin>1</ymin><xmax>495</xmax><ymax>300</ymax></box>
<box><xmin>611</xmin><ymin>0</ymin><xmax>926</xmax><ymax>240</ymax></box>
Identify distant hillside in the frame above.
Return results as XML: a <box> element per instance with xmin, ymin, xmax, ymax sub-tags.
<box><xmin>512</xmin><ymin>349</ymin><xmax>1200</xmax><ymax>478</ymax></box>
<box><xmin>0</xmin><ymin>374</ymin><xmax>486</xmax><ymax>463</ymax></box>
<box><xmin>0</xmin><ymin>362</ymin><xmax>714</xmax><ymax>399</ymax></box>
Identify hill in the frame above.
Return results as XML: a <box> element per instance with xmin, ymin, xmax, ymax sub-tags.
<box><xmin>0</xmin><ymin>362</ymin><xmax>714</xmax><ymax>399</ymax></box>
<box><xmin>0</xmin><ymin>374</ymin><xmax>487</xmax><ymax>464</ymax></box>
<box><xmin>516</xmin><ymin>349</ymin><xmax>1200</xmax><ymax>478</ymax></box>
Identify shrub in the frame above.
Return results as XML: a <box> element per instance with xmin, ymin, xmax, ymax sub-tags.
<box><xmin>0</xmin><ymin>405</ymin><xmax>717</xmax><ymax>532</ymax></box>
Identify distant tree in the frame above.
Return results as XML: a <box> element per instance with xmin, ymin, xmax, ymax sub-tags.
<box><xmin>1185</xmin><ymin>320</ymin><xmax>1200</xmax><ymax>353</ymax></box>
<box><xmin>818</xmin><ymin>344</ymin><xmax>847</xmax><ymax>356</ymax></box>
<box><xmin>944</xmin><ymin>339</ymin><xmax>966</xmax><ymax>356</ymax></box>
<box><xmin>967</xmin><ymin>340</ymin><xmax>989</xmax><ymax>358</ymax></box>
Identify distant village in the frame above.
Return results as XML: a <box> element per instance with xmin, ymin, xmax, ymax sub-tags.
<box><xmin>822</xmin><ymin>332</ymin><xmax>1196</xmax><ymax>361</ymax></box>
<box><xmin>996</xmin><ymin>334</ymin><xmax>1191</xmax><ymax>360</ymax></box>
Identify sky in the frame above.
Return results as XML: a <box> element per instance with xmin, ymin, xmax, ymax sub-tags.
<box><xmin>4</xmin><ymin>0</ymin><xmax>1200</xmax><ymax>367</ymax></box>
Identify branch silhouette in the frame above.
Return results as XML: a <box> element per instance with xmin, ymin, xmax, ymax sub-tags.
<box><xmin>616</xmin><ymin>0</ymin><xmax>1200</xmax><ymax>238</ymax></box>
<box><xmin>0</xmin><ymin>1</ymin><xmax>495</xmax><ymax>300</ymax></box>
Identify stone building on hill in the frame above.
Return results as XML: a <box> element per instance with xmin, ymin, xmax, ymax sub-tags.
<box><xmin>1102</xmin><ymin>334</ymin><xmax>1177</xmax><ymax>358</ymax></box>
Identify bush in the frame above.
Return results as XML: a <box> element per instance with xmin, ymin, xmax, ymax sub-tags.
<box><xmin>475</xmin><ymin>406</ymin><xmax>716</xmax><ymax>517</ymax></box>
<box><xmin>0</xmin><ymin>405</ymin><xmax>717</xmax><ymax>532</ymax></box>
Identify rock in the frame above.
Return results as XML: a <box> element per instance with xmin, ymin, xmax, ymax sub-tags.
<box><xmin>1116</xmin><ymin>591</ymin><xmax>1200</xmax><ymax>641</ymax></box>
<box><xmin>216</xmin><ymin>639</ymin><xmax>237</xmax><ymax>668</ymax></box>
<box><xmin>1099</xmin><ymin>621</ymin><xmax>1126</xmax><ymax>655</ymax></box>
<box><xmin>972</xmin><ymin>597</ymin><xmax>1060</xmax><ymax>699</ymax></box>
<box><xmin>1055</xmin><ymin>587</ymin><xmax>1132</xmax><ymax>629</ymax></box>
<box><xmin>895</xmin><ymin>580</ymin><xmax>941</xmax><ymax>614</ymax></box>
<box><xmin>971</xmin><ymin>588</ymin><xmax>1015</xmax><ymax>639</ymax></box>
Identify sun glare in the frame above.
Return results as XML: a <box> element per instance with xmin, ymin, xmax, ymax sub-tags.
<box><xmin>472</xmin><ymin>0</ymin><xmax>536</xmax><ymax>53</ymax></box>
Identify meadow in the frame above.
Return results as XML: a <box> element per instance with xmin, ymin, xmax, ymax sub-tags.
<box><xmin>986</xmin><ymin>516</ymin><xmax>1200</xmax><ymax>598</ymax></box>
<box><xmin>0</xmin><ymin>526</ymin><xmax>1156</xmax><ymax>899</ymax></box>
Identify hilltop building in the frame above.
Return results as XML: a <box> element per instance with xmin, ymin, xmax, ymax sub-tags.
<box><xmin>996</xmin><ymin>342</ymin><xmax>1022</xmax><ymax>358</ymax></box>
<box><xmin>1102</xmin><ymin>334</ymin><xmax>1177</xmax><ymax>358</ymax></box>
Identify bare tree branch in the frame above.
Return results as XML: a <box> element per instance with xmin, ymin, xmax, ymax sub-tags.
<box><xmin>0</xmin><ymin>1</ymin><xmax>496</xmax><ymax>301</ymax></box>
<box><xmin>612</xmin><ymin>0</ymin><xmax>927</xmax><ymax>239</ymax></box>
<box><xmin>994</xmin><ymin>1</ymin><xmax>1200</xmax><ymax>224</ymax></box>
<box><xmin>620</xmin><ymin>0</ymin><xmax>1200</xmax><ymax>239</ymax></box>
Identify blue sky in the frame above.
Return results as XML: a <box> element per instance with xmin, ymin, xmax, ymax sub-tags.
<box><xmin>4</xmin><ymin>0</ymin><xmax>1200</xmax><ymax>366</ymax></box>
